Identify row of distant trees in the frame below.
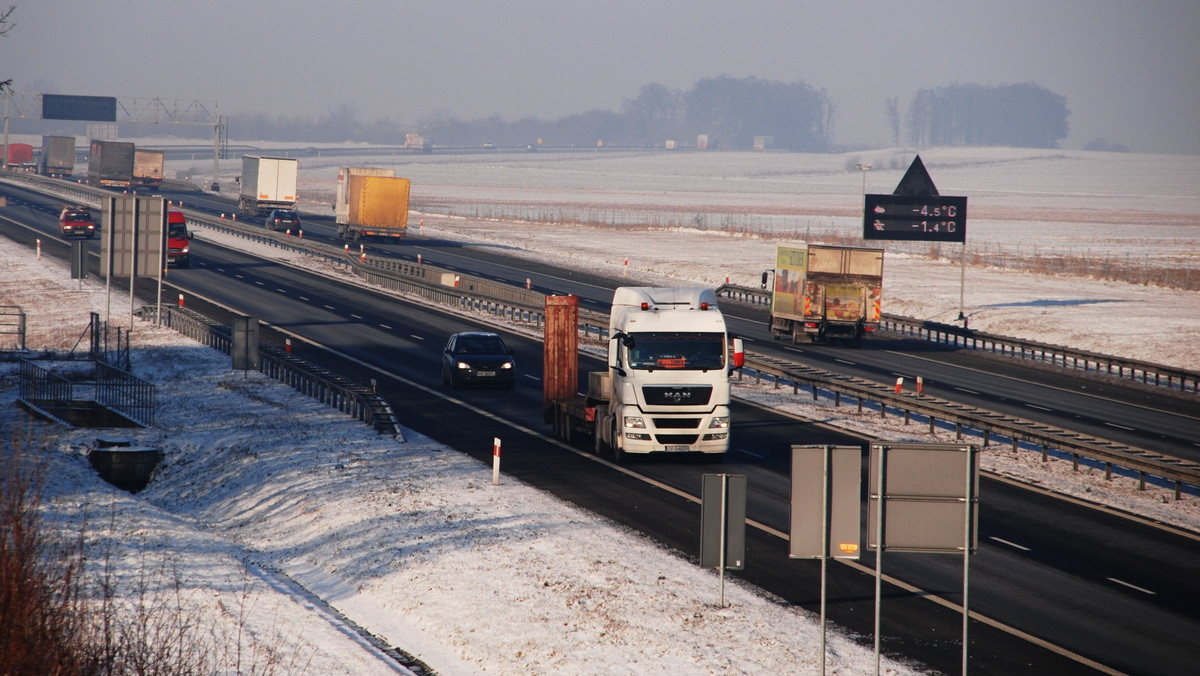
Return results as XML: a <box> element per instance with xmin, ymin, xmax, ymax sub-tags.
<box><xmin>13</xmin><ymin>75</ymin><xmax>1073</xmax><ymax>152</ymax></box>
<box><xmin>225</xmin><ymin>76</ymin><xmax>1070</xmax><ymax>151</ymax></box>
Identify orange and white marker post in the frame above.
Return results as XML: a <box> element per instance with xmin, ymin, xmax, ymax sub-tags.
<box><xmin>916</xmin><ymin>376</ymin><xmax>924</xmax><ymax>397</ymax></box>
<box><xmin>894</xmin><ymin>377</ymin><xmax>904</xmax><ymax>394</ymax></box>
<box><xmin>36</xmin><ymin>239</ymin><xmax>41</xmax><ymax>260</ymax></box>
<box><xmin>178</xmin><ymin>293</ymin><xmax>184</xmax><ymax>307</ymax></box>
<box><xmin>492</xmin><ymin>437</ymin><xmax>502</xmax><ymax>485</ymax></box>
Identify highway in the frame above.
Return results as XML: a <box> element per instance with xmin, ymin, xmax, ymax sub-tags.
<box><xmin>4</xmin><ymin>178</ymin><xmax>1200</xmax><ymax>675</ymax></box>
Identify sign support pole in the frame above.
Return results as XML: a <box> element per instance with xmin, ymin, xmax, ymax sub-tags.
<box><xmin>958</xmin><ymin>242</ymin><xmax>967</xmax><ymax>321</ymax></box>
<box><xmin>718</xmin><ymin>473</ymin><xmax>728</xmax><ymax>609</ymax></box>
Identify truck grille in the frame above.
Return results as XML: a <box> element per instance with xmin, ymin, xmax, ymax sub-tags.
<box><xmin>642</xmin><ymin>386</ymin><xmax>712</xmax><ymax>406</ymax></box>
<box><xmin>655</xmin><ymin>434</ymin><xmax>700</xmax><ymax>445</ymax></box>
<box><xmin>653</xmin><ymin>418</ymin><xmax>700</xmax><ymax>429</ymax></box>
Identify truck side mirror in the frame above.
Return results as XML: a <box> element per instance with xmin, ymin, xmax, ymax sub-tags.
<box><xmin>608</xmin><ymin>336</ymin><xmax>625</xmax><ymax>376</ymax></box>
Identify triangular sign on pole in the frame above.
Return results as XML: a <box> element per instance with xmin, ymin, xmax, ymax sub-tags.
<box><xmin>893</xmin><ymin>155</ymin><xmax>939</xmax><ymax>196</ymax></box>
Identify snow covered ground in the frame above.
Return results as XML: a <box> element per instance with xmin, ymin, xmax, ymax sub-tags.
<box><xmin>2</xmin><ymin>145</ymin><xmax>1198</xmax><ymax>674</ymax></box>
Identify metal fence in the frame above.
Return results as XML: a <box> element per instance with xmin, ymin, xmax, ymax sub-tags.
<box><xmin>140</xmin><ymin>305</ymin><xmax>402</xmax><ymax>437</ymax></box>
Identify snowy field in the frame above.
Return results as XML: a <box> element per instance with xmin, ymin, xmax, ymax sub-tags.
<box><xmin>2</xmin><ymin>144</ymin><xmax>1198</xmax><ymax>674</ymax></box>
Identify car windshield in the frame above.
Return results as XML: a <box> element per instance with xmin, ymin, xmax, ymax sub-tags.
<box><xmin>624</xmin><ymin>332</ymin><xmax>725</xmax><ymax>370</ymax></box>
<box><xmin>456</xmin><ymin>336</ymin><xmax>506</xmax><ymax>354</ymax></box>
<box><xmin>275</xmin><ymin>211</ymin><xmax>297</xmax><ymax>220</ymax></box>
<box><xmin>64</xmin><ymin>211</ymin><xmax>90</xmax><ymax>222</ymax></box>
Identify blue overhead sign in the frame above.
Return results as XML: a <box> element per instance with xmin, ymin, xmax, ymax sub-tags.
<box><xmin>42</xmin><ymin>94</ymin><xmax>117</xmax><ymax>122</ymax></box>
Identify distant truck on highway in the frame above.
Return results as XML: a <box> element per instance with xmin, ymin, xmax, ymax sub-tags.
<box><xmin>764</xmin><ymin>242</ymin><xmax>884</xmax><ymax>346</ymax></box>
<box><xmin>334</xmin><ymin>166</ymin><xmax>410</xmax><ymax>241</ymax></box>
<box><xmin>132</xmin><ymin>148</ymin><xmax>165</xmax><ymax>189</ymax></box>
<box><xmin>545</xmin><ymin>287</ymin><xmax>740</xmax><ymax>463</ymax></box>
<box><xmin>87</xmin><ymin>140</ymin><xmax>135</xmax><ymax>188</ymax></box>
<box><xmin>4</xmin><ymin>142</ymin><xmax>34</xmax><ymax>170</ymax></box>
<box><xmin>39</xmin><ymin>136</ymin><xmax>76</xmax><ymax>177</ymax></box>
<box><xmin>238</xmin><ymin>156</ymin><xmax>298</xmax><ymax>216</ymax></box>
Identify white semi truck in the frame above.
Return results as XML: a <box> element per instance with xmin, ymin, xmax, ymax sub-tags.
<box><xmin>547</xmin><ymin>287</ymin><xmax>740</xmax><ymax>463</ymax></box>
<box><xmin>238</xmin><ymin>156</ymin><xmax>299</xmax><ymax>216</ymax></box>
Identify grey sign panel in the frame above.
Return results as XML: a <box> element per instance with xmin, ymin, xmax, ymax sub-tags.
<box><xmin>101</xmin><ymin>196</ymin><xmax>136</xmax><ymax>277</ymax></box>
<box><xmin>232</xmin><ymin>317</ymin><xmax>260</xmax><ymax>371</ymax></box>
<box><xmin>135</xmin><ymin>198</ymin><xmax>166</xmax><ymax>277</ymax></box>
<box><xmin>42</xmin><ymin>94</ymin><xmax>118</xmax><ymax>122</ymax></box>
<box><xmin>790</xmin><ymin>445</ymin><xmax>862</xmax><ymax>559</ymax></box>
<box><xmin>867</xmin><ymin>443</ymin><xmax>979</xmax><ymax>553</ymax></box>
<box><xmin>70</xmin><ymin>241</ymin><xmax>88</xmax><ymax>279</ymax></box>
<box><xmin>700</xmin><ymin>474</ymin><xmax>746</xmax><ymax>570</ymax></box>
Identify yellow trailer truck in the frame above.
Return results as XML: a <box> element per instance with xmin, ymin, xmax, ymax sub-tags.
<box><xmin>334</xmin><ymin>167</ymin><xmax>410</xmax><ymax>241</ymax></box>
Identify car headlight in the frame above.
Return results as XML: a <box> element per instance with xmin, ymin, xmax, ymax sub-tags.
<box><xmin>623</xmin><ymin>416</ymin><xmax>646</xmax><ymax>429</ymax></box>
<box><xmin>708</xmin><ymin>416</ymin><xmax>729</xmax><ymax>429</ymax></box>
<box><xmin>456</xmin><ymin>361</ymin><xmax>471</xmax><ymax>370</ymax></box>
<box><xmin>501</xmin><ymin>361</ymin><xmax>514</xmax><ymax>369</ymax></box>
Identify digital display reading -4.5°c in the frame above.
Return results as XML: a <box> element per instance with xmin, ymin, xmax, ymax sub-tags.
<box><xmin>863</xmin><ymin>194</ymin><xmax>968</xmax><ymax>243</ymax></box>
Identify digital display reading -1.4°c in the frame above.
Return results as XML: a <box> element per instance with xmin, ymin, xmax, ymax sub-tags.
<box><xmin>862</xmin><ymin>194</ymin><xmax>968</xmax><ymax>243</ymax></box>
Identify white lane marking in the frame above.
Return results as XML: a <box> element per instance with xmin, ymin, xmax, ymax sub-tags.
<box><xmin>835</xmin><ymin>358</ymin><xmax>856</xmax><ymax>366</ymax></box>
<box><xmin>350</xmin><ymin>314</ymin><xmax>363</xmax><ymax>319</ymax></box>
<box><xmin>737</xmin><ymin>448</ymin><xmax>763</xmax><ymax>459</ymax></box>
<box><xmin>1107</xmin><ymin>578</ymin><xmax>1156</xmax><ymax>595</ymax></box>
<box><xmin>299</xmin><ymin>296</ymin><xmax>310</xmax><ymax>301</ymax></box>
<box><xmin>379</xmin><ymin>324</ymin><xmax>392</xmax><ymax>330</ymax></box>
<box><xmin>324</xmin><ymin>305</ymin><xmax>335</xmax><ymax>310</ymax></box>
<box><xmin>1026</xmin><ymin>404</ymin><xmax>1053</xmax><ymax>412</ymax></box>
<box><xmin>409</xmin><ymin>335</ymin><xmax>425</xmax><ymax>341</ymax></box>
<box><xmin>276</xmin><ymin>288</ymin><xmax>287</xmax><ymax>293</ymax></box>
<box><xmin>955</xmin><ymin>387</ymin><xmax>980</xmax><ymax>395</ymax></box>
<box><xmin>1104</xmin><ymin>422</ymin><xmax>1135</xmax><ymax>431</ymax></box>
<box><xmin>989</xmin><ymin>536</ymin><xmax>1031</xmax><ymax>551</ymax></box>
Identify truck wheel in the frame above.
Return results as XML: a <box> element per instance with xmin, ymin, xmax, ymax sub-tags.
<box><xmin>611</xmin><ymin>420</ymin><xmax>625</xmax><ymax>464</ymax></box>
<box><xmin>593</xmin><ymin>418</ymin><xmax>606</xmax><ymax>455</ymax></box>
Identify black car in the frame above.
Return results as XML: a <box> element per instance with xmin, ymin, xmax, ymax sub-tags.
<box><xmin>264</xmin><ymin>209</ymin><xmax>301</xmax><ymax>232</ymax></box>
<box><xmin>441</xmin><ymin>332</ymin><xmax>516</xmax><ymax>389</ymax></box>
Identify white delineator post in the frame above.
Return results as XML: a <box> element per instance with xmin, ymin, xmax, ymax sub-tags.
<box><xmin>492</xmin><ymin>437</ymin><xmax>501</xmax><ymax>485</ymax></box>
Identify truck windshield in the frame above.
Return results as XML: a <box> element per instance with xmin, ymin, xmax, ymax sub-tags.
<box><xmin>168</xmin><ymin>223</ymin><xmax>188</xmax><ymax>239</ymax></box>
<box><xmin>625</xmin><ymin>332</ymin><xmax>725</xmax><ymax>371</ymax></box>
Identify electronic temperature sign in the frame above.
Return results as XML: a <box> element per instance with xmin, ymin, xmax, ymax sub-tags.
<box><xmin>863</xmin><ymin>194</ymin><xmax>967</xmax><ymax>243</ymax></box>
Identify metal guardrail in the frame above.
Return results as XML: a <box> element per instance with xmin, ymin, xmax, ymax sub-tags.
<box><xmin>10</xmin><ymin>174</ymin><xmax>1195</xmax><ymax>493</ymax></box>
<box><xmin>715</xmin><ymin>283</ymin><xmax>1200</xmax><ymax>395</ymax></box>
<box><xmin>138</xmin><ymin>305</ymin><xmax>402</xmax><ymax>437</ymax></box>
<box><xmin>738</xmin><ymin>353</ymin><xmax>1198</xmax><ymax>498</ymax></box>
<box><xmin>188</xmin><ymin>208</ymin><xmax>1200</xmax><ymax>495</ymax></box>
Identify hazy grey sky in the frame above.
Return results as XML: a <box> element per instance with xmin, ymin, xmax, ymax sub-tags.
<box><xmin>8</xmin><ymin>1</ymin><xmax>1199</xmax><ymax>154</ymax></box>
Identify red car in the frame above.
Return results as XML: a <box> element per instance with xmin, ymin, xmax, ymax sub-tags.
<box><xmin>59</xmin><ymin>206</ymin><xmax>96</xmax><ymax>239</ymax></box>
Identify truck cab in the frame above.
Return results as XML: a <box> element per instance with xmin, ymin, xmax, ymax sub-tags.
<box><xmin>166</xmin><ymin>208</ymin><xmax>191</xmax><ymax>268</ymax></box>
<box><xmin>602</xmin><ymin>287</ymin><xmax>733</xmax><ymax>460</ymax></box>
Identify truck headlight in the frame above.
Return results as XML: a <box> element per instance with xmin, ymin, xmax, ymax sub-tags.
<box><xmin>708</xmin><ymin>416</ymin><xmax>729</xmax><ymax>429</ymax></box>
<box><xmin>623</xmin><ymin>416</ymin><xmax>646</xmax><ymax>429</ymax></box>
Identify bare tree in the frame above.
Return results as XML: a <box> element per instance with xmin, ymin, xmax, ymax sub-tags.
<box><xmin>0</xmin><ymin>6</ymin><xmax>14</xmax><ymax>94</ymax></box>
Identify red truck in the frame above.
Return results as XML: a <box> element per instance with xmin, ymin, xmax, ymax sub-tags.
<box><xmin>166</xmin><ymin>208</ymin><xmax>191</xmax><ymax>268</ymax></box>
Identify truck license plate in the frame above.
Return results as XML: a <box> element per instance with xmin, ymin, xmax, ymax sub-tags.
<box><xmin>477</xmin><ymin>371</ymin><xmax>496</xmax><ymax>377</ymax></box>
<box><xmin>665</xmin><ymin>445</ymin><xmax>691</xmax><ymax>452</ymax></box>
